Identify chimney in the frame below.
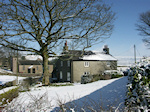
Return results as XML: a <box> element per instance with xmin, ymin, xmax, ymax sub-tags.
<box><xmin>63</xmin><ymin>41</ymin><xmax>68</xmax><ymax>52</ymax></box>
<box><xmin>12</xmin><ymin>57</ymin><xmax>18</xmax><ymax>73</ymax></box>
<box><xmin>103</xmin><ymin>45</ymin><xmax>109</xmax><ymax>54</ymax></box>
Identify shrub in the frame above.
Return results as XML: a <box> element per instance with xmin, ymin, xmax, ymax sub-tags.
<box><xmin>125</xmin><ymin>66</ymin><xmax>150</xmax><ymax>111</ymax></box>
<box><xmin>19</xmin><ymin>77</ymin><xmax>39</xmax><ymax>92</ymax></box>
<box><xmin>81</xmin><ymin>75</ymin><xmax>93</xmax><ymax>84</ymax></box>
<box><xmin>23</xmin><ymin>77</ymin><xmax>33</xmax><ymax>86</ymax></box>
<box><xmin>2</xmin><ymin>91</ymin><xmax>53</xmax><ymax>112</ymax></box>
<box><xmin>92</xmin><ymin>74</ymin><xmax>101</xmax><ymax>82</ymax></box>
<box><xmin>0</xmin><ymin>87</ymin><xmax>19</xmax><ymax>106</ymax></box>
<box><xmin>50</xmin><ymin>83</ymin><xmax>73</xmax><ymax>87</ymax></box>
<box><xmin>4</xmin><ymin>81</ymin><xmax>13</xmax><ymax>87</ymax></box>
<box><xmin>111</xmin><ymin>74</ymin><xmax>123</xmax><ymax>79</ymax></box>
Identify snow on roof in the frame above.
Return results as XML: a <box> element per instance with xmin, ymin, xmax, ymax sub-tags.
<box><xmin>28</xmin><ymin>65</ymin><xmax>33</xmax><ymax>69</ymax></box>
<box><xmin>25</xmin><ymin>55</ymin><xmax>56</xmax><ymax>61</ymax></box>
<box><xmin>81</xmin><ymin>52</ymin><xmax>117</xmax><ymax>61</ymax></box>
<box><xmin>25</xmin><ymin>55</ymin><xmax>42</xmax><ymax>60</ymax></box>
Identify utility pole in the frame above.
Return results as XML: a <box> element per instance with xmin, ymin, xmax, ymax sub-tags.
<box><xmin>134</xmin><ymin>45</ymin><xmax>136</xmax><ymax>64</ymax></box>
<box><xmin>16</xmin><ymin>47</ymin><xmax>19</xmax><ymax>85</ymax></box>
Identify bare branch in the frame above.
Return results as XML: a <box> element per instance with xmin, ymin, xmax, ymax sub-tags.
<box><xmin>136</xmin><ymin>10</ymin><xmax>150</xmax><ymax>48</ymax></box>
<box><xmin>0</xmin><ymin>0</ymin><xmax>115</xmax><ymax>84</ymax></box>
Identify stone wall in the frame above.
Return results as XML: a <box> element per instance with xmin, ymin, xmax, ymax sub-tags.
<box><xmin>0</xmin><ymin>73</ymin><xmax>43</xmax><ymax>77</ymax></box>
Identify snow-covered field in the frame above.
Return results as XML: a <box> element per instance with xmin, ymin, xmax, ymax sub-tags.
<box><xmin>7</xmin><ymin>77</ymin><xmax>128</xmax><ymax>111</ymax></box>
<box><xmin>0</xmin><ymin>67</ymin><xmax>129</xmax><ymax>111</ymax></box>
<box><xmin>0</xmin><ymin>68</ymin><xmax>13</xmax><ymax>74</ymax></box>
<box><xmin>0</xmin><ymin>75</ymin><xmax>26</xmax><ymax>85</ymax></box>
<box><xmin>116</xmin><ymin>56</ymin><xmax>142</xmax><ymax>66</ymax></box>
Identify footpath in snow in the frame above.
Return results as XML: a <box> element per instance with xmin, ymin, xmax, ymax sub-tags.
<box><xmin>12</xmin><ymin>76</ymin><xmax>128</xmax><ymax>111</ymax></box>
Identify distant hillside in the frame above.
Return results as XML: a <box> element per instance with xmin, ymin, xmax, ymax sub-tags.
<box><xmin>116</xmin><ymin>56</ymin><xmax>142</xmax><ymax>66</ymax></box>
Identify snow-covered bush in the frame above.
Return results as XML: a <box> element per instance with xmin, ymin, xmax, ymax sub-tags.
<box><xmin>125</xmin><ymin>61</ymin><xmax>150</xmax><ymax>111</ymax></box>
<box><xmin>2</xmin><ymin>92</ymin><xmax>52</xmax><ymax>112</ymax></box>
<box><xmin>81</xmin><ymin>75</ymin><xmax>93</xmax><ymax>84</ymax></box>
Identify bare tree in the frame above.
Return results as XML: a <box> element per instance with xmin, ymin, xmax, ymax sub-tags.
<box><xmin>136</xmin><ymin>11</ymin><xmax>150</xmax><ymax>47</ymax></box>
<box><xmin>0</xmin><ymin>41</ymin><xmax>22</xmax><ymax>58</ymax></box>
<box><xmin>0</xmin><ymin>46</ymin><xmax>5</xmax><ymax>58</ymax></box>
<box><xmin>0</xmin><ymin>0</ymin><xmax>115</xmax><ymax>85</ymax></box>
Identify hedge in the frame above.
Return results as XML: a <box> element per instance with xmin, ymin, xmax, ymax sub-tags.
<box><xmin>0</xmin><ymin>87</ymin><xmax>19</xmax><ymax>106</ymax></box>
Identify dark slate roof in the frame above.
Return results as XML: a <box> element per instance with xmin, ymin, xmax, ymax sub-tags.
<box><xmin>68</xmin><ymin>50</ymin><xmax>95</xmax><ymax>56</ymax></box>
<box><xmin>60</xmin><ymin>50</ymin><xmax>96</xmax><ymax>61</ymax></box>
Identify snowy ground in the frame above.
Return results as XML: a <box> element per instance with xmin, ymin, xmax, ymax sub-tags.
<box><xmin>12</xmin><ymin>76</ymin><xmax>128</xmax><ymax>111</ymax></box>
<box><xmin>0</xmin><ymin>68</ymin><xmax>13</xmax><ymax>74</ymax></box>
<box><xmin>0</xmin><ymin>75</ymin><xmax>26</xmax><ymax>85</ymax></box>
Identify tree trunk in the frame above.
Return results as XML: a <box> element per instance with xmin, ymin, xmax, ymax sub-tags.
<box><xmin>42</xmin><ymin>52</ymin><xmax>49</xmax><ymax>85</ymax></box>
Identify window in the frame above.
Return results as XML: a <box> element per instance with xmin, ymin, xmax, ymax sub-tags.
<box><xmin>61</xmin><ymin>61</ymin><xmax>63</xmax><ymax>67</ymax></box>
<box><xmin>60</xmin><ymin>71</ymin><xmax>63</xmax><ymax>79</ymax></box>
<box><xmin>84</xmin><ymin>72</ymin><xmax>90</xmax><ymax>75</ymax></box>
<box><xmin>107</xmin><ymin>62</ymin><xmax>111</xmax><ymax>67</ymax></box>
<box><xmin>48</xmin><ymin>66</ymin><xmax>50</xmax><ymax>70</ymax></box>
<box><xmin>23</xmin><ymin>65</ymin><xmax>25</xmax><ymax>70</ymax></box>
<box><xmin>28</xmin><ymin>68</ymin><xmax>31</xmax><ymax>73</ymax></box>
<box><xmin>36</xmin><ymin>66</ymin><xmax>38</xmax><ymax>70</ymax></box>
<box><xmin>84</xmin><ymin>61</ymin><xmax>89</xmax><ymax>67</ymax></box>
<box><xmin>67</xmin><ymin>72</ymin><xmax>70</xmax><ymax>81</ymax></box>
<box><xmin>67</xmin><ymin>60</ymin><xmax>70</xmax><ymax>67</ymax></box>
<box><xmin>32</xmin><ymin>68</ymin><xmax>35</xmax><ymax>73</ymax></box>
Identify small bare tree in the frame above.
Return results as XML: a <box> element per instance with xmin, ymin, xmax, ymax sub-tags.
<box><xmin>0</xmin><ymin>40</ymin><xmax>23</xmax><ymax>58</ymax></box>
<box><xmin>0</xmin><ymin>0</ymin><xmax>115</xmax><ymax>85</ymax></box>
<box><xmin>136</xmin><ymin>10</ymin><xmax>150</xmax><ymax>47</ymax></box>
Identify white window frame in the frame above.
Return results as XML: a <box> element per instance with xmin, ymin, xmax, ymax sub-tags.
<box><xmin>84</xmin><ymin>61</ymin><xmax>89</xmax><ymax>67</ymax></box>
<box><xmin>36</xmin><ymin>66</ymin><xmax>38</xmax><ymax>70</ymax></box>
<box><xmin>107</xmin><ymin>62</ymin><xmax>111</xmax><ymax>67</ymax></box>
<box><xmin>67</xmin><ymin>60</ymin><xmax>70</xmax><ymax>67</ymax></box>
<box><xmin>61</xmin><ymin>61</ymin><xmax>63</xmax><ymax>67</ymax></box>
<box><xmin>67</xmin><ymin>72</ymin><xmax>71</xmax><ymax>81</ymax></box>
<box><xmin>23</xmin><ymin>65</ymin><xmax>25</xmax><ymax>70</ymax></box>
<box><xmin>60</xmin><ymin>71</ymin><xmax>63</xmax><ymax>79</ymax></box>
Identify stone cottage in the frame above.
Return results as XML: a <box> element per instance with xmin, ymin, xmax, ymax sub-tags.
<box><xmin>52</xmin><ymin>42</ymin><xmax>117</xmax><ymax>83</ymax></box>
<box><xmin>11</xmin><ymin>57</ymin><xmax>53</xmax><ymax>77</ymax></box>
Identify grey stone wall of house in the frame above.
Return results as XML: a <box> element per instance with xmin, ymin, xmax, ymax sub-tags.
<box><xmin>0</xmin><ymin>73</ymin><xmax>43</xmax><ymax>77</ymax></box>
<box><xmin>72</xmin><ymin>60</ymin><xmax>117</xmax><ymax>82</ymax></box>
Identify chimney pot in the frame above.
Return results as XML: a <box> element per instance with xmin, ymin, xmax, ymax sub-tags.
<box><xmin>103</xmin><ymin>45</ymin><xmax>109</xmax><ymax>54</ymax></box>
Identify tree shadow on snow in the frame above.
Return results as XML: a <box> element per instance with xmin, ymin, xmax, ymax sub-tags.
<box><xmin>52</xmin><ymin>77</ymin><xmax>128</xmax><ymax>112</ymax></box>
